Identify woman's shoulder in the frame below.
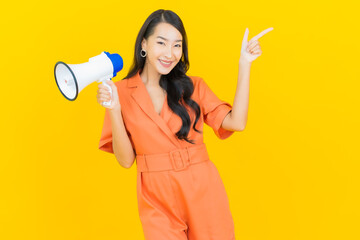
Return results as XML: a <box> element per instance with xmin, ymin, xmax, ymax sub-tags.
<box><xmin>187</xmin><ymin>75</ymin><xmax>205</xmax><ymax>86</ymax></box>
<box><xmin>188</xmin><ymin>75</ymin><xmax>210</xmax><ymax>93</ymax></box>
<box><xmin>187</xmin><ymin>75</ymin><xmax>208</xmax><ymax>100</ymax></box>
<box><xmin>188</xmin><ymin>75</ymin><xmax>202</xmax><ymax>80</ymax></box>
<box><xmin>113</xmin><ymin>74</ymin><xmax>134</xmax><ymax>90</ymax></box>
<box><xmin>113</xmin><ymin>79</ymin><xmax>127</xmax><ymax>91</ymax></box>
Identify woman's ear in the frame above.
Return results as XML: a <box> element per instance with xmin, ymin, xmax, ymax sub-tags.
<box><xmin>141</xmin><ymin>38</ymin><xmax>147</xmax><ymax>50</ymax></box>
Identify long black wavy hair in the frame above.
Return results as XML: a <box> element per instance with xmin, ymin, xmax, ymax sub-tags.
<box><xmin>123</xmin><ymin>9</ymin><xmax>202</xmax><ymax>144</ymax></box>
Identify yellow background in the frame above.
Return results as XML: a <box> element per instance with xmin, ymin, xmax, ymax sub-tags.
<box><xmin>1</xmin><ymin>0</ymin><xmax>359</xmax><ymax>239</ymax></box>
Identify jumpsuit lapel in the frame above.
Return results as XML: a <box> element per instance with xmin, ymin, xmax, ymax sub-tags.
<box><xmin>160</xmin><ymin>94</ymin><xmax>174</xmax><ymax>124</ymax></box>
<box><xmin>127</xmin><ymin>72</ymin><xmax>181</xmax><ymax>148</ymax></box>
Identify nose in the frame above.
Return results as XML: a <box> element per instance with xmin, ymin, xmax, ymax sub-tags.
<box><xmin>164</xmin><ymin>45</ymin><xmax>172</xmax><ymax>59</ymax></box>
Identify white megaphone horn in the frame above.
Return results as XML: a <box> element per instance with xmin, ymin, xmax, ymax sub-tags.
<box><xmin>54</xmin><ymin>51</ymin><xmax>123</xmax><ymax>106</ymax></box>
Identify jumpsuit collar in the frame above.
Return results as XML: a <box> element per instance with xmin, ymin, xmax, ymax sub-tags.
<box><xmin>127</xmin><ymin>71</ymin><xmax>181</xmax><ymax>148</ymax></box>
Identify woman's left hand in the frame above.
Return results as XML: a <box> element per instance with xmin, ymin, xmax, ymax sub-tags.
<box><xmin>240</xmin><ymin>27</ymin><xmax>274</xmax><ymax>64</ymax></box>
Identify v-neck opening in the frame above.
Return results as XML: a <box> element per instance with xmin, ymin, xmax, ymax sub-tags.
<box><xmin>159</xmin><ymin>94</ymin><xmax>167</xmax><ymax>117</ymax></box>
<box><xmin>138</xmin><ymin>78</ymin><xmax>167</xmax><ymax>117</ymax></box>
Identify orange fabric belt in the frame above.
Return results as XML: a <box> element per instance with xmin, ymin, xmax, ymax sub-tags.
<box><xmin>136</xmin><ymin>143</ymin><xmax>209</xmax><ymax>172</ymax></box>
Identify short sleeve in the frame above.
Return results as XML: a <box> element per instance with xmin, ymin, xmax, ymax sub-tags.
<box><xmin>98</xmin><ymin>108</ymin><xmax>114</xmax><ymax>153</ymax></box>
<box><xmin>98</xmin><ymin>108</ymin><xmax>134</xmax><ymax>154</ymax></box>
<box><xmin>197</xmin><ymin>77</ymin><xmax>235</xmax><ymax>140</ymax></box>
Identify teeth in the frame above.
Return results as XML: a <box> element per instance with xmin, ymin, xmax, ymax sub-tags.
<box><xmin>160</xmin><ymin>60</ymin><xmax>171</xmax><ymax>65</ymax></box>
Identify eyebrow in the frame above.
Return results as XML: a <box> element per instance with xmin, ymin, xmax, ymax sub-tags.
<box><xmin>156</xmin><ymin>36</ymin><xmax>182</xmax><ymax>42</ymax></box>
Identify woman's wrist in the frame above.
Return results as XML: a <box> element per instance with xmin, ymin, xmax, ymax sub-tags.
<box><xmin>109</xmin><ymin>106</ymin><xmax>122</xmax><ymax>115</ymax></box>
<box><xmin>239</xmin><ymin>56</ymin><xmax>252</xmax><ymax>67</ymax></box>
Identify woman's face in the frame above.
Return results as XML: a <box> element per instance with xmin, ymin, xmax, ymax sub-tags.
<box><xmin>141</xmin><ymin>22</ymin><xmax>183</xmax><ymax>75</ymax></box>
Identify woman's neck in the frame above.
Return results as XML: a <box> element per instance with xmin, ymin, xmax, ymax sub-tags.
<box><xmin>140</xmin><ymin>62</ymin><xmax>161</xmax><ymax>87</ymax></box>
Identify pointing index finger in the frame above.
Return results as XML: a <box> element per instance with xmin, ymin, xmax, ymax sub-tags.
<box><xmin>250</xmin><ymin>27</ymin><xmax>274</xmax><ymax>42</ymax></box>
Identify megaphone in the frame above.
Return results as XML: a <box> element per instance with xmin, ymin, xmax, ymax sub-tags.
<box><xmin>54</xmin><ymin>51</ymin><xmax>123</xmax><ymax>106</ymax></box>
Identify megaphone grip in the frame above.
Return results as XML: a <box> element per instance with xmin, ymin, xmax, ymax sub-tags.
<box><xmin>102</xmin><ymin>79</ymin><xmax>112</xmax><ymax>106</ymax></box>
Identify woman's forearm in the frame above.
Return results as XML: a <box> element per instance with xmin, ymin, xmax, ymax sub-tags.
<box><xmin>109</xmin><ymin>108</ymin><xmax>135</xmax><ymax>168</ymax></box>
<box><xmin>224</xmin><ymin>27</ymin><xmax>273</xmax><ymax>131</ymax></box>
<box><xmin>230</xmin><ymin>59</ymin><xmax>251</xmax><ymax>131</ymax></box>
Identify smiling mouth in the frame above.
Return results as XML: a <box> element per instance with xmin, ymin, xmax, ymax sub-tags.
<box><xmin>159</xmin><ymin>59</ymin><xmax>172</xmax><ymax>67</ymax></box>
<box><xmin>160</xmin><ymin>59</ymin><xmax>172</xmax><ymax>63</ymax></box>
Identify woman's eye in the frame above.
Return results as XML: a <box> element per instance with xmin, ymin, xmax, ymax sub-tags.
<box><xmin>157</xmin><ymin>42</ymin><xmax>181</xmax><ymax>47</ymax></box>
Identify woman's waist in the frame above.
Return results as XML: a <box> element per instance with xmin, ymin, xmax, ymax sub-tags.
<box><xmin>135</xmin><ymin>143</ymin><xmax>209</xmax><ymax>172</ymax></box>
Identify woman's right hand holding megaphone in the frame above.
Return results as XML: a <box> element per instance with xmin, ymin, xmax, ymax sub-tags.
<box><xmin>97</xmin><ymin>80</ymin><xmax>121</xmax><ymax>111</ymax></box>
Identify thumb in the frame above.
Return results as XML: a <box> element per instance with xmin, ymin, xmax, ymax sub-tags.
<box><xmin>241</xmin><ymin>28</ymin><xmax>249</xmax><ymax>53</ymax></box>
<box><xmin>106</xmin><ymin>80</ymin><xmax>115</xmax><ymax>89</ymax></box>
<box><xmin>106</xmin><ymin>80</ymin><xmax>117</xmax><ymax>92</ymax></box>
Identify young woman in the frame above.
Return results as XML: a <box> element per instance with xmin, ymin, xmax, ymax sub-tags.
<box><xmin>98</xmin><ymin>9</ymin><xmax>272</xmax><ymax>240</ymax></box>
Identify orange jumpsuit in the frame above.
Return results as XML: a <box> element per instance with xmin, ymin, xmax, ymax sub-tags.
<box><xmin>99</xmin><ymin>70</ymin><xmax>236</xmax><ymax>240</ymax></box>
